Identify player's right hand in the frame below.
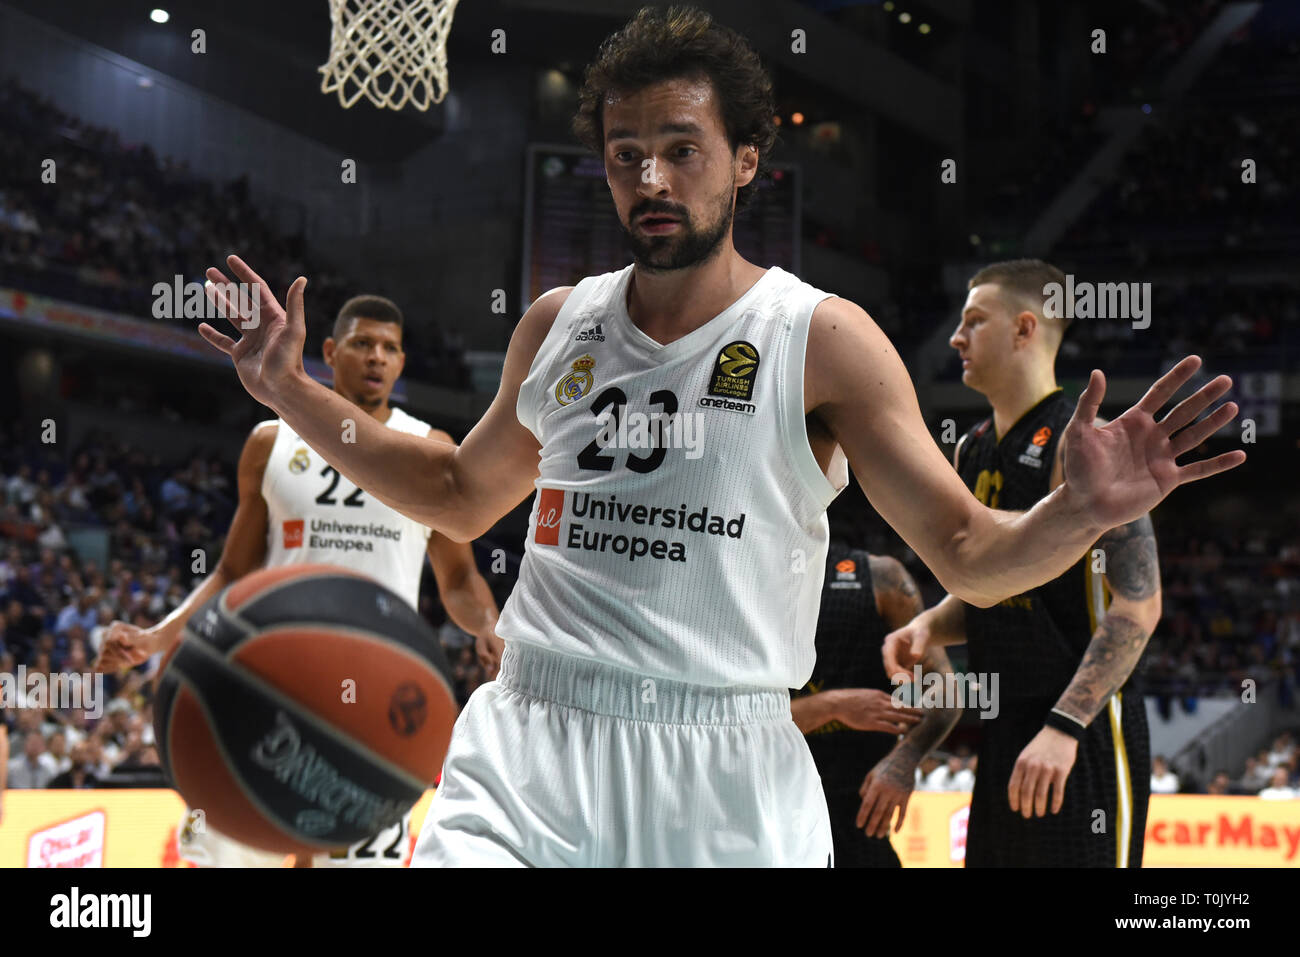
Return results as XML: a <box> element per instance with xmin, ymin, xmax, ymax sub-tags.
<box><xmin>882</xmin><ymin>617</ymin><xmax>931</xmax><ymax>683</ymax></box>
<box><xmin>94</xmin><ymin>621</ymin><xmax>162</xmax><ymax>673</ymax></box>
<box><xmin>198</xmin><ymin>255</ymin><xmax>308</xmax><ymax>410</ymax></box>
<box><xmin>857</xmin><ymin>753</ymin><xmax>916</xmax><ymax>838</ymax></box>
<box><xmin>833</xmin><ymin>689</ymin><xmax>922</xmax><ymax>734</ymax></box>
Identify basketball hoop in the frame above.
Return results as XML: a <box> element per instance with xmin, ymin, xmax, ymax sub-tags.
<box><xmin>319</xmin><ymin>0</ymin><xmax>460</xmax><ymax>112</ymax></box>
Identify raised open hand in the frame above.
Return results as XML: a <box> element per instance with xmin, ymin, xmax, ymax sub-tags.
<box><xmin>1061</xmin><ymin>356</ymin><xmax>1245</xmax><ymax>529</ymax></box>
<box><xmin>197</xmin><ymin>255</ymin><xmax>307</xmax><ymax>410</ymax></box>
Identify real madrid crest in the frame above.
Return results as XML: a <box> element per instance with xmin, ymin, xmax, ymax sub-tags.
<box><xmin>289</xmin><ymin>447</ymin><xmax>311</xmax><ymax>474</ymax></box>
<box><xmin>555</xmin><ymin>354</ymin><xmax>596</xmax><ymax>406</ymax></box>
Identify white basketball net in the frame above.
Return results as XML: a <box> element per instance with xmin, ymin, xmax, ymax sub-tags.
<box><xmin>319</xmin><ymin>0</ymin><xmax>459</xmax><ymax>111</ymax></box>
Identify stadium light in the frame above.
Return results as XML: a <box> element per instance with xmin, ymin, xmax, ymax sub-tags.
<box><xmin>150</xmin><ymin>9</ymin><xmax>169</xmax><ymax>24</ymax></box>
<box><xmin>899</xmin><ymin>12</ymin><xmax>913</xmax><ymax>24</ymax></box>
<box><xmin>919</xmin><ymin>23</ymin><xmax>932</xmax><ymax>35</ymax></box>
<box><xmin>791</xmin><ymin>111</ymin><xmax>805</xmax><ymax>126</ymax></box>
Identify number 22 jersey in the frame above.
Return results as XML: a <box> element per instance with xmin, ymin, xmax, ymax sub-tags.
<box><xmin>261</xmin><ymin>406</ymin><xmax>434</xmax><ymax>610</ymax></box>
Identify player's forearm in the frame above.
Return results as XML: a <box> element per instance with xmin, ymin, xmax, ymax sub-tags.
<box><xmin>152</xmin><ymin>565</ymin><xmax>239</xmax><ymax>652</ymax></box>
<box><xmin>917</xmin><ymin>594</ymin><xmax>968</xmax><ymax>647</ymax></box>
<box><xmin>440</xmin><ymin>572</ymin><xmax>500</xmax><ymax>641</ymax></box>
<box><xmin>891</xmin><ymin>648</ymin><xmax>962</xmax><ymax>765</ymax></box>
<box><xmin>790</xmin><ymin>691</ymin><xmax>840</xmax><ymax>733</ymax></box>
<box><xmin>1052</xmin><ymin>607</ymin><xmax>1155</xmax><ymax>727</ymax></box>
<box><xmin>1053</xmin><ymin>515</ymin><xmax>1161</xmax><ymax>726</ymax></box>
<box><xmin>270</xmin><ymin>371</ymin><xmax>464</xmax><ymax>534</ymax></box>
<box><xmin>947</xmin><ymin>483</ymin><xmax>1106</xmax><ymax>608</ymax></box>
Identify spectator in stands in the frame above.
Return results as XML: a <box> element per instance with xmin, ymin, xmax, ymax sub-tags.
<box><xmin>6</xmin><ymin>729</ymin><xmax>52</xmax><ymax>788</ymax></box>
<box><xmin>54</xmin><ymin>590</ymin><xmax>98</xmax><ymax>637</ymax></box>
<box><xmin>41</xmin><ymin>728</ymin><xmax>71</xmax><ymax>777</ymax></box>
<box><xmin>1204</xmin><ymin>771</ymin><xmax>1232</xmax><ymax>795</ymax></box>
<box><xmin>1267</xmin><ymin>733</ymin><xmax>1295</xmax><ymax>770</ymax></box>
<box><xmin>1150</xmin><ymin>756</ymin><xmax>1180</xmax><ymax>794</ymax></box>
<box><xmin>1238</xmin><ymin>756</ymin><xmax>1271</xmax><ymax>793</ymax></box>
<box><xmin>1258</xmin><ymin>767</ymin><xmax>1297</xmax><ymax>800</ymax></box>
<box><xmin>923</xmin><ymin>753</ymin><xmax>974</xmax><ymax>792</ymax></box>
<box><xmin>46</xmin><ymin>741</ymin><xmax>100</xmax><ymax>789</ymax></box>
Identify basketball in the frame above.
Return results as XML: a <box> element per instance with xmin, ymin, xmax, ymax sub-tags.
<box><xmin>153</xmin><ymin>565</ymin><xmax>458</xmax><ymax>855</ymax></box>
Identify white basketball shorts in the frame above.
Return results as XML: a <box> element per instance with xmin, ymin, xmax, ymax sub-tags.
<box><xmin>411</xmin><ymin>642</ymin><xmax>833</xmax><ymax>867</ymax></box>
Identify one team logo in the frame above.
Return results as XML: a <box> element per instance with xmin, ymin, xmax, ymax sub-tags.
<box><xmin>830</xmin><ymin>557</ymin><xmax>862</xmax><ymax>590</ymax></box>
<box><xmin>555</xmin><ymin>354</ymin><xmax>597</xmax><ymax>406</ymax></box>
<box><xmin>1020</xmin><ymin>426</ymin><xmax>1052</xmax><ymax>469</ymax></box>
<box><xmin>707</xmin><ymin>340</ymin><xmax>759</xmax><ymax>402</ymax></box>
<box><xmin>535</xmin><ymin>488</ymin><xmax>564</xmax><ymax>545</ymax></box>
<box><xmin>289</xmin><ymin>447</ymin><xmax>311</xmax><ymax>474</ymax></box>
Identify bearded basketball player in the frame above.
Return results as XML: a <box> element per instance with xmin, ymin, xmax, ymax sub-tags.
<box><xmin>197</xmin><ymin>7</ymin><xmax>1243</xmax><ymax>866</ymax></box>
<box><xmin>884</xmin><ymin>260</ymin><xmax>1161</xmax><ymax>867</ymax></box>
<box><xmin>96</xmin><ymin>295</ymin><xmax>503</xmax><ymax>868</ymax></box>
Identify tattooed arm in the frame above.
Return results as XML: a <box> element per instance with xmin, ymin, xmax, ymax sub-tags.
<box><xmin>1008</xmin><ymin>435</ymin><xmax>1162</xmax><ymax>819</ymax></box>
<box><xmin>856</xmin><ymin>557</ymin><xmax>964</xmax><ymax>837</ymax></box>
<box><xmin>1053</xmin><ymin>514</ymin><xmax>1162</xmax><ymax>725</ymax></box>
<box><xmin>1049</xmin><ymin>423</ymin><xmax>1163</xmax><ymax>727</ymax></box>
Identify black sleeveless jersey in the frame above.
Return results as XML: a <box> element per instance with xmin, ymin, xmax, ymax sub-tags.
<box><xmin>956</xmin><ymin>389</ymin><xmax>1108</xmax><ymax>702</ymax></box>
<box><xmin>794</xmin><ymin>545</ymin><xmax>895</xmax><ymax>789</ymax></box>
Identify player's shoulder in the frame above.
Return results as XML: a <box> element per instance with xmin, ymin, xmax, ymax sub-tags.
<box><xmin>236</xmin><ymin>420</ymin><xmax>279</xmax><ymax>483</ymax></box>
<box><xmin>518</xmin><ymin>285</ymin><xmax>577</xmax><ymax>335</ymax></box>
<box><xmin>245</xmin><ymin>419</ymin><xmax>280</xmax><ymax>456</ymax></box>
<box><xmin>866</xmin><ymin>553</ymin><xmax>909</xmax><ymax>587</ymax></box>
<box><xmin>805</xmin><ymin>296</ymin><xmax>895</xmax><ymax>399</ymax></box>
<box><xmin>505</xmin><ymin>285</ymin><xmax>578</xmax><ymax>368</ymax></box>
<box><xmin>809</xmin><ymin>294</ymin><xmax>878</xmax><ymax>337</ymax></box>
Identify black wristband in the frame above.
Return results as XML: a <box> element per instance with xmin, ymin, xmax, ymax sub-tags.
<box><xmin>1044</xmin><ymin>709</ymin><xmax>1087</xmax><ymax>740</ymax></box>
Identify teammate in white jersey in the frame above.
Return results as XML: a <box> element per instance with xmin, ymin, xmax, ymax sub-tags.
<box><xmin>196</xmin><ymin>7</ymin><xmax>1244</xmax><ymax>866</ymax></box>
<box><xmin>95</xmin><ymin>294</ymin><xmax>502</xmax><ymax>868</ymax></box>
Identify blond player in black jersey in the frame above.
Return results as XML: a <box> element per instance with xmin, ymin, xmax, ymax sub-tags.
<box><xmin>885</xmin><ymin>259</ymin><xmax>1163</xmax><ymax>866</ymax></box>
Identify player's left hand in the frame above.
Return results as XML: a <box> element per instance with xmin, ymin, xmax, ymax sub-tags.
<box><xmin>476</xmin><ymin>631</ymin><xmax>505</xmax><ymax>679</ymax></box>
<box><xmin>1008</xmin><ymin>726</ymin><xmax>1079</xmax><ymax>818</ymax></box>
<box><xmin>856</xmin><ymin>754</ymin><xmax>916</xmax><ymax>838</ymax></box>
<box><xmin>1061</xmin><ymin>356</ymin><xmax>1245</xmax><ymax>531</ymax></box>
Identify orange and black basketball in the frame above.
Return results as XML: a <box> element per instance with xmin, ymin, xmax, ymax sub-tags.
<box><xmin>153</xmin><ymin>564</ymin><xmax>457</xmax><ymax>855</ymax></box>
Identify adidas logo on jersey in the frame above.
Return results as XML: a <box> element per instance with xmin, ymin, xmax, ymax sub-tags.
<box><xmin>575</xmin><ymin>323</ymin><xmax>605</xmax><ymax>342</ymax></box>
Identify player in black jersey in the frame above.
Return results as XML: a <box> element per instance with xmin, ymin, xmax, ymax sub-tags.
<box><xmin>885</xmin><ymin>260</ymin><xmax>1166</xmax><ymax>867</ymax></box>
<box><xmin>792</xmin><ymin>546</ymin><xmax>961</xmax><ymax>867</ymax></box>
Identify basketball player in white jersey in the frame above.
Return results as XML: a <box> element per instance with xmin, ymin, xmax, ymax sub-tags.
<box><xmin>196</xmin><ymin>7</ymin><xmax>1244</xmax><ymax>866</ymax></box>
<box><xmin>96</xmin><ymin>294</ymin><xmax>503</xmax><ymax>868</ymax></box>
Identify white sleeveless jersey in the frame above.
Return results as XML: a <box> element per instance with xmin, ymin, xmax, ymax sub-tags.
<box><xmin>496</xmin><ymin>264</ymin><xmax>848</xmax><ymax>688</ymax></box>
<box><xmin>261</xmin><ymin>406</ymin><xmax>434</xmax><ymax>609</ymax></box>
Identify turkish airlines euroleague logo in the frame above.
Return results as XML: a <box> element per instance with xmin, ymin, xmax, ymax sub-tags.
<box><xmin>535</xmin><ymin>489</ymin><xmax>563</xmax><ymax>546</ymax></box>
<box><xmin>283</xmin><ymin>520</ymin><xmax>304</xmax><ymax>549</ymax></box>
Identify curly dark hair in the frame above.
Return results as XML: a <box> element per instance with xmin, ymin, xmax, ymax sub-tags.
<box><xmin>572</xmin><ymin>5</ymin><xmax>778</xmax><ymax>212</ymax></box>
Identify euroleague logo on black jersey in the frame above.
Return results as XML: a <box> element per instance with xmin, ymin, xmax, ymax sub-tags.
<box><xmin>699</xmin><ymin>340</ymin><xmax>759</xmax><ymax>415</ymax></box>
